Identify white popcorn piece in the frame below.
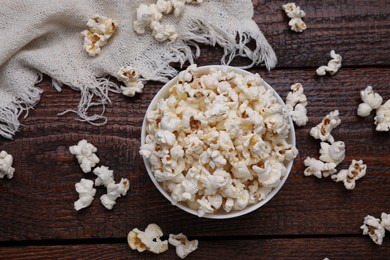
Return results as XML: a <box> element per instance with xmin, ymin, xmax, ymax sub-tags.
<box><xmin>286</xmin><ymin>83</ymin><xmax>308</xmax><ymax>126</ymax></box>
<box><xmin>374</xmin><ymin>100</ymin><xmax>390</xmax><ymax>132</ymax></box>
<box><xmin>310</xmin><ymin>110</ymin><xmax>341</xmax><ymax>144</ymax></box>
<box><xmin>0</xmin><ymin>150</ymin><xmax>15</xmax><ymax>179</ymax></box>
<box><xmin>133</xmin><ymin>4</ymin><xmax>154</xmax><ymax>34</ymax></box>
<box><xmin>316</xmin><ymin>50</ymin><xmax>342</xmax><ymax>76</ymax></box>
<box><xmin>93</xmin><ymin>166</ymin><xmax>114</xmax><ymax>187</ymax></box>
<box><xmin>319</xmin><ymin>141</ymin><xmax>345</xmax><ymax>165</ymax></box>
<box><xmin>156</xmin><ymin>0</ymin><xmax>173</xmax><ymax>14</ymax></box>
<box><xmin>304</xmin><ymin>157</ymin><xmax>336</xmax><ymax>179</ymax></box>
<box><xmin>128</xmin><ymin>224</ymin><xmax>168</xmax><ymax>254</ymax></box>
<box><xmin>100</xmin><ymin>178</ymin><xmax>130</xmax><ymax>210</ymax></box>
<box><xmin>361</xmin><ymin>215</ymin><xmax>385</xmax><ymax>245</ymax></box>
<box><xmin>381</xmin><ymin>213</ymin><xmax>390</xmax><ymax>232</ymax></box>
<box><xmin>118</xmin><ymin>66</ymin><xmax>144</xmax><ymax>97</ymax></box>
<box><xmin>169</xmin><ymin>233</ymin><xmax>199</xmax><ymax>259</ymax></box>
<box><xmin>81</xmin><ymin>15</ymin><xmax>117</xmax><ymax>56</ymax></box>
<box><xmin>74</xmin><ymin>178</ymin><xmax>96</xmax><ymax>211</ymax></box>
<box><xmin>151</xmin><ymin>21</ymin><xmax>178</xmax><ymax>42</ymax></box>
<box><xmin>282</xmin><ymin>3</ymin><xmax>306</xmax><ymax>32</ymax></box>
<box><xmin>141</xmin><ymin>65</ymin><xmax>297</xmax><ymax>215</ymax></box>
<box><xmin>331</xmin><ymin>159</ymin><xmax>367</xmax><ymax>190</ymax></box>
<box><xmin>357</xmin><ymin>86</ymin><xmax>383</xmax><ymax>117</ymax></box>
<box><xmin>172</xmin><ymin>0</ymin><xmax>186</xmax><ymax>17</ymax></box>
<box><xmin>69</xmin><ymin>139</ymin><xmax>100</xmax><ymax>173</ymax></box>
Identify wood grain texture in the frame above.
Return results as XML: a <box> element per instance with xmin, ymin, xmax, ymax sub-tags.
<box><xmin>197</xmin><ymin>0</ymin><xmax>390</xmax><ymax>68</ymax></box>
<box><xmin>1</xmin><ymin>237</ymin><xmax>390</xmax><ymax>260</ymax></box>
<box><xmin>1</xmin><ymin>68</ymin><xmax>389</xmax><ymax>241</ymax></box>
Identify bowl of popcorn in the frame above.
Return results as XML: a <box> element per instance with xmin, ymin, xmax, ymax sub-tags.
<box><xmin>140</xmin><ymin>65</ymin><xmax>297</xmax><ymax>219</ymax></box>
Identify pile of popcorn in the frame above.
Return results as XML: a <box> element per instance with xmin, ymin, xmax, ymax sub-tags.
<box><xmin>140</xmin><ymin>65</ymin><xmax>298</xmax><ymax>217</ymax></box>
<box><xmin>361</xmin><ymin>213</ymin><xmax>390</xmax><ymax>245</ymax></box>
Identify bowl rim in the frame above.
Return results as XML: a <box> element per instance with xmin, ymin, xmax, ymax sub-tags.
<box><xmin>141</xmin><ymin>65</ymin><xmax>296</xmax><ymax>219</ymax></box>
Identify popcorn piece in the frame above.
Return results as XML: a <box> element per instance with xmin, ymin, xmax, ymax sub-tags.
<box><xmin>319</xmin><ymin>141</ymin><xmax>345</xmax><ymax>165</ymax></box>
<box><xmin>374</xmin><ymin>100</ymin><xmax>390</xmax><ymax>132</ymax></box>
<box><xmin>381</xmin><ymin>213</ymin><xmax>390</xmax><ymax>232</ymax></box>
<box><xmin>282</xmin><ymin>3</ymin><xmax>306</xmax><ymax>32</ymax></box>
<box><xmin>133</xmin><ymin>4</ymin><xmax>155</xmax><ymax>34</ymax></box>
<box><xmin>357</xmin><ymin>86</ymin><xmax>383</xmax><ymax>117</ymax></box>
<box><xmin>169</xmin><ymin>233</ymin><xmax>199</xmax><ymax>259</ymax></box>
<box><xmin>156</xmin><ymin>0</ymin><xmax>173</xmax><ymax>14</ymax></box>
<box><xmin>0</xmin><ymin>150</ymin><xmax>15</xmax><ymax>179</ymax></box>
<box><xmin>151</xmin><ymin>21</ymin><xmax>178</xmax><ymax>42</ymax></box>
<box><xmin>310</xmin><ymin>110</ymin><xmax>341</xmax><ymax>144</ymax></box>
<box><xmin>361</xmin><ymin>215</ymin><xmax>385</xmax><ymax>245</ymax></box>
<box><xmin>81</xmin><ymin>15</ymin><xmax>117</xmax><ymax>56</ymax></box>
<box><xmin>128</xmin><ymin>224</ymin><xmax>168</xmax><ymax>254</ymax></box>
<box><xmin>69</xmin><ymin>139</ymin><xmax>100</xmax><ymax>173</ymax></box>
<box><xmin>172</xmin><ymin>0</ymin><xmax>186</xmax><ymax>17</ymax></box>
<box><xmin>331</xmin><ymin>159</ymin><xmax>367</xmax><ymax>190</ymax></box>
<box><xmin>304</xmin><ymin>157</ymin><xmax>337</xmax><ymax>179</ymax></box>
<box><xmin>316</xmin><ymin>50</ymin><xmax>342</xmax><ymax>76</ymax></box>
<box><xmin>286</xmin><ymin>83</ymin><xmax>308</xmax><ymax>126</ymax></box>
<box><xmin>93</xmin><ymin>166</ymin><xmax>114</xmax><ymax>187</ymax></box>
<box><xmin>74</xmin><ymin>178</ymin><xmax>96</xmax><ymax>211</ymax></box>
<box><xmin>118</xmin><ymin>66</ymin><xmax>144</xmax><ymax>97</ymax></box>
<box><xmin>100</xmin><ymin>178</ymin><xmax>130</xmax><ymax>210</ymax></box>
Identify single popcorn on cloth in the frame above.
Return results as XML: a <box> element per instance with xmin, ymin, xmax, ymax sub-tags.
<box><xmin>69</xmin><ymin>139</ymin><xmax>100</xmax><ymax>173</ymax></box>
<box><xmin>316</xmin><ymin>50</ymin><xmax>342</xmax><ymax>76</ymax></box>
<box><xmin>100</xmin><ymin>178</ymin><xmax>130</xmax><ymax>210</ymax></box>
<box><xmin>357</xmin><ymin>86</ymin><xmax>383</xmax><ymax>117</ymax></box>
<box><xmin>374</xmin><ymin>99</ymin><xmax>390</xmax><ymax>132</ymax></box>
<box><xmin>117</xmin><ymin>66</ymin><xmax>145</xmax><ymax>97</ymax></box>
<box><xmin>128</xmin><ymin>224</ymin><xmax>168</xmax><ymax>254</ymax></box>
<box><xmin>140</xmin><ymin>65</ymin><xmax>297</xmax><ymax>217</ymax></box>
<box><xmin>285</xmin><ymin>83</ymin><xmax>308</xmax><ymax>126</ymax></box>
<box><xmin>331</xmin><ymin>159</ymin><xmax>367</xmax><ymax>190</ymax></box>
<box><xmin>74</xmin><ymin>178</ymin><xmax>96</xmax><ymax>211</ymax></box>
<box><xmin>310</xmin><ymin>110</ymin><xmax>341</xmax><ymax>144</ymax></box>
<box><xmin>0</xmin><ymin>150</ymin><xmax>15</xmax><ymax>179</ymax></box>
<box><xmin>169</xmin><ymin>233</ymin><xmax>199</xmax><ymax>259</ymax></box>
<box><xmin>81</xmin><ymin>15</ymin><xmax>117</xmax><ymax>56</ymax></box>
<box><xmin>361</xmin><ymin>215</ymin><xmax>386</xmax><ymax>245</ymax></box>
<box><xmin>282</xmin><ymin>3</ymin><xmax>306</xmax><ymax>33</ymax></box>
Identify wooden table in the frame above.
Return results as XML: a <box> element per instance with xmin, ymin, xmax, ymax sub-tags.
<box><xmin>1</xmin><ymin>0</ymin><xmax>390</xmax><ymax>259</ymax></box>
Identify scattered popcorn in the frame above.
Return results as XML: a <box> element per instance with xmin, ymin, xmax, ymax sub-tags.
<box><xmin>357</xmin><ymin>86</ymin><xmax>383</xmax><ymax>117</ymax></box>
<box><xmin>319</xmin><ymin>141</ymin><xmax>345</xmax><ymax>165</ymax></box>
<box><xmin>93</xmin><ymin>166</ymin><xmax>114</xmax><ymax>187</ymax></box>
<box><xmin>128</xmin><ymin>224</ymin><xmax>168</xmax><ymax>254</ymax></box>
<box><xmin>303</xmin><ymin>157</ymin><xmax>336</xmax><ymax>179</ymax></box>
<box><xmin>381</xmin><ymin>213</ymin><xmax>390</xmax><ymax>232</ymax></box>
<box><xmin>316</xmin><ymin>50</ymin><xmax>342</xmax><ymax>76</ymax></box>
<box><xmin>133</xmin><ymin>0</ymin><xmax>200</xmax><ymax>42</ymax></box>
<box><xmin>282</xmin><ymin>3</ymin><xmax>306</xmax><ymax>32</ymax></box>
<box><xmin>331</xmin><ymin>159</ymin><xmax>367</xmax><ymax>190</ymax></box>
<box><xmin>141</xmin><ymin>65</ymin><xmax>297</xmax><ymax>216</ymax></box>
<box><xmin>0</xmin><ymin>150</ymin><xmax>15</xmax><ymax>179</ymax></box>
<box><xmin>361</xmin><ymin>215</ymin><xmax>385</xmax><ymax>245</ymax></box>
<box><xmin>81</xmin><ymin>15</ymin><xmax>117</xmax><ymax>56</ymax></box>
<box><xmin>74</xmin><ymin>178</ymin><xmax>96</xmax><ymax>211</ymax></box>
<box><xmin>374</xmin><ymin>100</ymin><xmax>390</xmax><ymax>132</ymax></box>
<box><xmin>169</xmin><ymin>233</ymin><xmax>199</xmax><ymax>259</ymax></box>
<box><xmin>100</xmin><ymin>178</ymin><xmax>130</xmax><ymax>210</ymax></box>
<box><xmin>69</xmin><ymin>139</ymin><xmax>100</xmax><ymax>173</ymax></box>
<box><xmin>117</xmin><ymin>66</ymin><xmax>144</xmax><ymax>97</ymax></box>
<box><xmin>285</xmin><ymin>83</ymin><xmax>308</xmax><ymax>126</ymax></box>
<box><xmin>310</xmin><ymin>110</ymin><xmax>341</xmax><ymax>144</ymax></box>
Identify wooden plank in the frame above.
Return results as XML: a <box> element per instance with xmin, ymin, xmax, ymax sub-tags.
<box><xmin>1</xmin><ymin>67</ymin><xmax>389</xmax><ymax>241</ymax></box>
<box><xmin>198</xmin><ymin>0</ymin><xmax>390</xmax><ymax>68</ymax></box>
<box><xmin>1</xmin><ymin>237</ymin><xmax>390</xmax><ymax>259</ymax></box>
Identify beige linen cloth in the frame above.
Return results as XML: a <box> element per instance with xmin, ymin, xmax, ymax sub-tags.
<box><xmin>0</xmin><ymin>0</ymin><xmax>276</xmax><ymax>139</ymax></box>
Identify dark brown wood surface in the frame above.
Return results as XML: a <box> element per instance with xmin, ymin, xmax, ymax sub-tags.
<box><xmin>1</xmin><ymin>0</ymin><xmax>390</xmax><ymax>259</ymax></box>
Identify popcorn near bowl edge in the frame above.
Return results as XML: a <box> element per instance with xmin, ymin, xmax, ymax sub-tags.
<box><xmin>140</xmin><ymin>65</ymin><xmax>297</xmax><ymax>218</ymax></box>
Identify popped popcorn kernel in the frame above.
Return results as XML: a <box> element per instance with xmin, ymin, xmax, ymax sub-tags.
<box><xmin>128</xmin><ymin>224</ymin><xmax>168</xmax><ymax>254</ymax></box>
<box><xmin>316</xmin><ymin>50</ymin><xmax>342</xmax><ymax>76</ymax></box>
<box><xmin>361</xmin><ymin>215</ymin><xmax>385</xmax><ymax>245</ymax></box>
<box><xmin>282</xmin><ymin>3</ymin><xmax>306</xmax><ymax>32</ymax></box>
<box><xmin>0</xmin><ymin>150</ymin><xmax>15</xmax><ymax>179</ymax></box>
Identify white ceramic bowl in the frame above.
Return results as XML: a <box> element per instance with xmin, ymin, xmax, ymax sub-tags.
<box><xmin>141</xmin><ymin>65</ymin><xmax>296</xmax><ymax>219</ymax></box>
